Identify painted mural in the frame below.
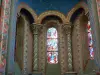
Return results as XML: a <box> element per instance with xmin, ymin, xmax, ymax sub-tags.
<box><xmin>0</xmin><ymin>0</ymin><xmax>11</xmax><ymax>72</ymax></box>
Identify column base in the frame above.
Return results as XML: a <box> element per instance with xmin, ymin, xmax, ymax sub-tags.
<box><xmin>8</xmin><ymin>72</ymin><xmax>13</xmax><ymax>75</ymax></box>
<box><xmin>29</xmin><ymin>72</ymin><xmax>42</xmax><ymax>75</ymax></box>
<box><xmin>64</xmin><ymin>72</ymin><xmax>77</xmax><ymax>75</ymax></box>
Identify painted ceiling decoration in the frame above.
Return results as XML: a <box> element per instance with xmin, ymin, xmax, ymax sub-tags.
<box><xmin>16</xmin><ymin>0</ymin><xmax>83</xmax><ymax>15</ymax></box>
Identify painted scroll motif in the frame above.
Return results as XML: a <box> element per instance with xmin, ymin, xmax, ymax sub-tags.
<box><xmin>0</xmin><ymin>0</ymin><xmax>11</xmax><ymax>72</ymax></box>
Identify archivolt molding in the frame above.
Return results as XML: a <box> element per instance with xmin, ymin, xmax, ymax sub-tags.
<box><xmin>45</xmin><ymin>20</ymin><xmax>61</xmax><ymax>25</ymax></box>
<box><xmin>66</xmin><ymin>1</ymin><xmax>88</xmax><ymax>23</ymax></box>
<box><xmin>17</xmin><ymin>3</ymin><xmax>38</xmax><ymax>23</ymax></box>
<box><xmin>37</xmin><ymin>10</ymin><xmax>67</xmax><ymax>24</ymax></box>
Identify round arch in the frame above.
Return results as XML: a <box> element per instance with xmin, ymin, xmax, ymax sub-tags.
<box><xmin>17</xmin><ymin>3</ymin><xmax>38</xmax><ymax>23</ymax></box>
<box><xmin>66</xmin><ymin>1</ymin><xmax>88</xmax><ymax>23</ymax></box>
<box><xmin>37</xmin><ymin>10</ymin><xmax>67</xmax><ymax>24</ymax></box>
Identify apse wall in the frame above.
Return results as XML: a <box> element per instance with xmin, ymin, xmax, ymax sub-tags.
<box><xmin>7</xmin><ymin>0</ymin><xmax>88</xmax><ymax>74</ymax></box>
<box><xmin>16</xmin><ymin>0</ymin><xmax>81</xmax><ymax>15</ymax></box>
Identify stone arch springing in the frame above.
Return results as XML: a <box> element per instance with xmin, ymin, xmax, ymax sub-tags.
<box><xmin>70</xmin><ymin>6</ymin><xmax>95</xmax><ymax>72</ymax></box>
<box><xmin>66</xmin><ymin>1</ymin><xmax>88</xmax><ymax>23</ymax></box>
<box><xmin>20</xmin><ymin>8</ymin><xmax>34</xmax><ymax>24</ymax></box>
<box><xmin>69</xmin><ymin>7</ymin><xmax>86</xmax><ymax>71</ymax></box>
<box><xmin>38</xmin><ymin>14</ymin><xmax>69</xmax><ymax>75</ymax></box>
<box><xmin>15</xmin><ymin>5</ymin><xmax>36</xmax><ymax>74</ymax></box>
<box><xmin>41</xmin><ymin>15</ymin><xmax>63</xmax><ymax>24</ymax></box>
<box><xmin>37</xmin><ymin>10</ymin><xmax>67</xmax><ymax>24</ymax></box>
<box><xmin>70</xmin><ymin>8</ymin><xmax>85</xmax><ymax>24</ymax></box>
<box><xmin>17</xmin><ymin>3</ymin><xmax>38</xmax><ymax>23</ymax></box>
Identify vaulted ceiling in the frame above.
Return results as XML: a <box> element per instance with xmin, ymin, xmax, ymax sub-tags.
<box><xmin>16</xmin><ymin>0</ymin><xmax>87</xmax><ymax>15</ymax></box>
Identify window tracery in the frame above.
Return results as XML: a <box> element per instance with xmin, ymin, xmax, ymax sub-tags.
<box><xmin>47</xmin><ymin>27</ymin><xmax>58</xmax><ymax>64</ymax></box>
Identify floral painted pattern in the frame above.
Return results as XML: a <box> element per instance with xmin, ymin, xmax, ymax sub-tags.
<box><xmin>0</xmin><ymin>0</ymin><xmax>11</xmax><ymax>72</ymax></box>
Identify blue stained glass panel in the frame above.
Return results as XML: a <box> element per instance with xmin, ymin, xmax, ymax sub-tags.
<box><xmin>47</xmin><ymin>27</ymin><xmax>57</xmax><ymax>38</ymax></box>
<box><xmin>47</xmin><ymin>39</ymin><xmax>58</xmax><ymax>51</ymax></box>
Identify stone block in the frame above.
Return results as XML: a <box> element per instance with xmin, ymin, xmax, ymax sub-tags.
<box><xmin>64</xmin><ymin>72</ymin><xmax>77</xmax><ymax>75</ymax></box>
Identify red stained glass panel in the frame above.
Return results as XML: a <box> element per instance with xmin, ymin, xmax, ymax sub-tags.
<box><xmin>47</xmin><ymin>52</ymin><xmax>58</xmax><ymax>64</ymax></box>
<box><xmin>87</xmin><ymin>21</ymin><xmax>94</xmax><ymax>59</ymax></box>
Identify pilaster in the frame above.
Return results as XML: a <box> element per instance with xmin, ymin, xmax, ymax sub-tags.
<box><xmin>31</xmin><ymin>24</ymin><xmax>43</xmax><ymax>72</ymax></box>
<box><xmin>21</xmin><ymin>15</ymin><xmax>29</xmax><ymax>75</ymax></box>
<box><xmin>63</xmin><ymin>23</ymin><xmax>73</xmax><ymax>72</ymax></box>
<box><xmin>38</xmin><ymin>24</ymin><xmax>46</xmax><ymax>75</ymax></box>
<box><xmin>58</xmin><ymin>24</ymin><xmax>67</xmax><ymax>75</ymax></box>
<box><xmin>74</xmin><ymin>15</ymin><xmax>83</xmax><ymax>71</ymax></box>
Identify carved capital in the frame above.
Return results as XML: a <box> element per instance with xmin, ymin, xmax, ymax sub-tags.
<box><xmin>63</xmin><ymin>23</ymin><xmax>73</xmax><ymax>71</ymax></box>
<box><xmin>63</xmin><ymin>23</ymin><xmax>72</xmax><ymax>34</ymax></box>
<box><xmin>17</xmin><ymin>12</ymin><xmax>21</xmax><ymax>18</ymax></box>
<box><xmin>31</xmin><ymin>23</ymin><xmax>43</xmax><ymax>34</ymax></box>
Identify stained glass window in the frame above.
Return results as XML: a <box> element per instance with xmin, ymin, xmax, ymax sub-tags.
<box><xmin>87</xmin><ymin>21</ymin><xmax>94</xmax><ymax>59</ymax></box>
<box><xmin>47</xmin><ymin>27</ymin><xmax>58</xmax><ymax>64</ymax></box>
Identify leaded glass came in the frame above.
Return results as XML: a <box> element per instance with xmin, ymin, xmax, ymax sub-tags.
<box><xmin>47</xmin><ymin>27</ymin><xmax>58</xmax><ymax>64</ymax></box>
<box><xmin>87</xmin><ymin>21</ymin><xmax>94</xmax><ymax>59</ymax></box>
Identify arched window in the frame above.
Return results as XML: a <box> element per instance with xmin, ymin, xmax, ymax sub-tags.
<box><xmin>87</xmin><ymin>21</ymin><xmax>94</xmax><ymax>59</ymax></box>
<box><xmin>47</xmin><ymin>27</ymin><xmax>58</xmax><ymax>64</ymax></box>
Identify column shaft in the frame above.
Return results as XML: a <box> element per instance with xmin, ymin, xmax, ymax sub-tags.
<box><xmin>22</xmin><ymin>15</ymin><xmax>28</xmax><ymax>75</ymax></box>
<box><xmin>31</xmin><ymin>24</ymin><xmax>42</xmax><ymax>71</ymax></box>
<box><xmin>75</xmin><ymin>17</ymin><xmax>83</xmax><ymax>71</ymax></box>
<box><xmin>63</xmin><ymin>24</ymin><xmax>73</xmax><ymax>71</ymax></box>
<box><xmin>67</xmin><ymin>31</ymin><xmax>73</xmax><ymax>71</ymax></box>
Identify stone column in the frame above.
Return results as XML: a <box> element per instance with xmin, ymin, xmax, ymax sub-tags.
<box><xmin>58</xmin><ymin>24</ymin><xmax>63</xmax><ymax>75</ymax></box>
<box><xmin>21</xmin><ymin>15</ymin><xmax>29</xmax><ymax>75</ymax></box>
<box><xmin>38</xmin><ymin>24</ymin><xmax>46</xmax><ymax>75</ymax></box>
<box><xmin>75</xmin><ymin>16</ymin><xmax>83</xmax><ymax>71</ymax></box>
<box><xmin>63</xmin><ymin>24</ymin><xmax>73</xmax><ymax>71</ymax></box>
<box><xmin>31</xmin><ymin>24</ymin><xmax>42</xmax><ymax>72</ymax></box>
<box><xmin>58</xmin><ymin>24</ymin><xmax>67</xmax><ymax>75</ymax></box>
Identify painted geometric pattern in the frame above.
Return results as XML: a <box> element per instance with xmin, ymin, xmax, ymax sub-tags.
<box><xmin>33</xmin><ymin>26</ymin><xmax>38</xmax><ymax>70</ymax></box>
<box><xmin>47</xmin><ymin>27</ymin><xmax>58</xmax><ymax>64</ymax></box>
<box><xmin>75</xmin><ymin>19</ymin><xmax>82</xmax><ymax>71</ymax></box>
<box><xmin>0</xmin><ymin>0</ymin><xmax>11</xmax><ymax>72</ymax></box>
<box><xmin>23</xmin><ymin>16</ymin><xmax>28</xmax><ymax>75</ymax></box>
<box><xmin>67</xmin><ymin>32</ymin><xmax>73</xmax><ymax>71</ymax></box>
<box><xmin>33</xmin><ymin>35</ymin><xmax>38</xmax><ymax>70</ymax></box>
<box><xmin>39</xmin><ymin>26</ymin><xmax>46</xmax><ymax>73</ymax></box>
<box><xmin>87</xmin><ymin>21</ymin><xmax>94</xmax><ymax>59</ymax></box>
